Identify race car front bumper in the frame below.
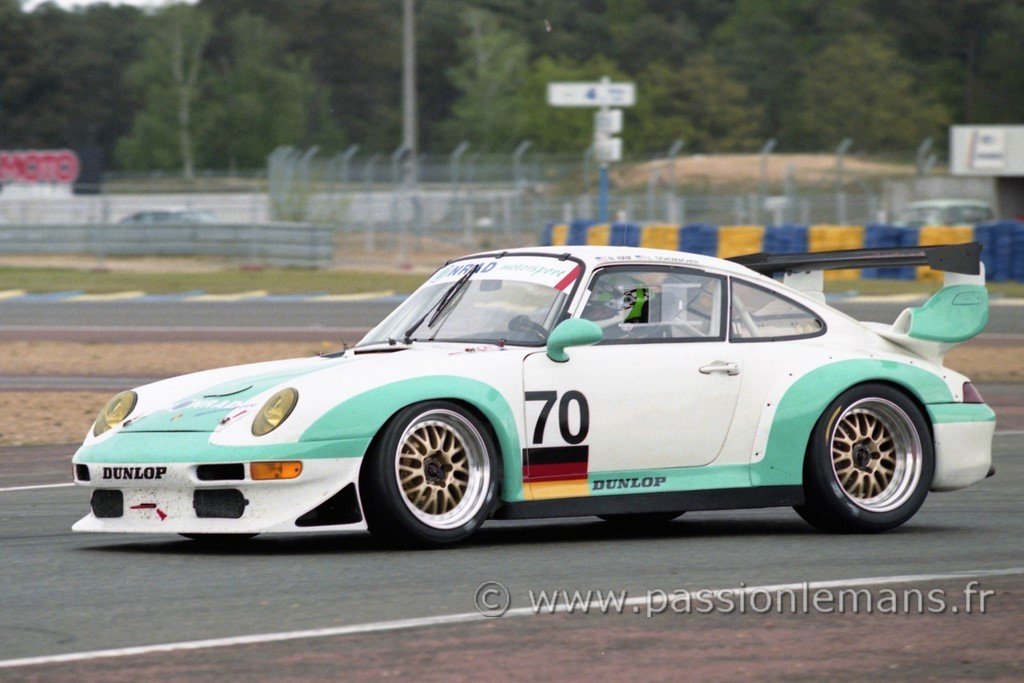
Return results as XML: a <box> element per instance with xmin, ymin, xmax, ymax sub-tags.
<box><xmin>72</xmin><ymin>458</ymin><xmax>368</xmax><ymax>534</ymax></box>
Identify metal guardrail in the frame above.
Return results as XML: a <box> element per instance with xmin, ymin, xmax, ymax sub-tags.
<box><xmin>0</xmin><ymin>222</ymin><xmax>335</xmax><ymax>268</ymax></box>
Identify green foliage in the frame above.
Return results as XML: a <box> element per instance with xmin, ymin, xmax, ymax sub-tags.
<box><xmin>116</xmin><ymin>6</ymin><xmax>319</xmax><ymax>174</ymax></box>
<box><xmin>3</xmin><ymin>0</ymin><xmax>1024</xmax><ymax>167</ymax></box>
<box><xmin>973</xmin><ymin>3</ymin><xmax>1024</xmax><ymax>123</ymax></box>
<box><xmin>606</xmin><ymin>0</ymin><xmax>698</xmax><ymax>71</ymax></box>
<box><xmin>205</xmin><ymin>13</ymin><xmax>316</xmax><ymax>168</ymax></box>
<box><xmin>634</xmin><ymin>56</ymin><xmax>763</xmax><ymax>153</ymax></box>
<box><xmin>435</xmin><ymin>9</ymin><xmax>530</xmax><ymax>151</ymax></box>
<box><xmin>788</xmin><ymin>36</ymin><xmax>951</xmax><ymax>150</ymax></box>
<box><xmin>116</xmin><ymin>6</ymin><xmax>213</xmax><ymax>175</ymax></box>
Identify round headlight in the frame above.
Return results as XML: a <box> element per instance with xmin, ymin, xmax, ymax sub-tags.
<box><xmin>93</xmin><ymin>391</ymin><xmax>138</xmax><ymax>437</ymax></box>
<box><xmin>252</xmin><ymin>388</ymin><xmax>298</xmax><ymax>437</ymax></box>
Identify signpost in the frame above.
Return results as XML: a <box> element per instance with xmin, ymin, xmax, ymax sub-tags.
<box><xmin>547</xmin><ymin>77</ymin><xmax>636</xmax><ymax>222</ymax></box>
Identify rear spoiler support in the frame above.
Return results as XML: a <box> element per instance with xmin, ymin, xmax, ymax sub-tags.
<box><xmin>730</xmin><ymin>243</ymin><xmax>982</xmax><ymax>277</ymax></box>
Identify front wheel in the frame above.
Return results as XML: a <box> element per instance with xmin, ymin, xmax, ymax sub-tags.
<box><xmin>795</xmin><ymin>383</ymin><xmax>934</xmax><ymax>533</ymax></box>
<box><xmin>360</xmin><ymin>401</ymin><xmax>500</xmax><ymax>546</ymax></box>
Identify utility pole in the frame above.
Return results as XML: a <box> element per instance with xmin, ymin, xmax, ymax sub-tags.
<box><xmin>759</xmin><ymin>138</ymin><xmax>777</xmax><ymax>224</ymax></box>
<box><xmin>399</xmin><ymin>0</ymin><xmax>417</xmax><ymax>264</ymax></box>
<box><xmin>596</xmin><ymin>77</ymin><xmax>612</xmax><ymax>222</ymax></box>
<box><xmin>402</xmin><ymin>0</ymin><xmax>417</xmax><ymax>159</ymax></box>
<box><xmin>836</xmin><ymin>138</ymin><xmax>852</xmax><ymax>224</ymax></box>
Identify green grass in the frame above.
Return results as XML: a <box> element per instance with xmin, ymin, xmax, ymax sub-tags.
<box><xmin>0</xmin><ymin>267</ymin><xmax>428</xmax><ymax>295</ymax></box>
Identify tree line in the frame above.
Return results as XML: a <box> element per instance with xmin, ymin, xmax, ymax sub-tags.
<box><xmin>1</xmin><ymin>0</ymin><xmax>1021</xmax><ymax>175</ymax></box>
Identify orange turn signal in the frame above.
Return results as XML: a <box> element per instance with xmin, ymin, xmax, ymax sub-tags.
<box><xmin>250</xmin><ymin>461</ymin><xmax>303</xmax><ymax>480</ymax></box>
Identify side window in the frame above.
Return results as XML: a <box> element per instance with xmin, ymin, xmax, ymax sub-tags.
<box><xmin>580</xmin><ymin>267</ymin><xmax>724</xmax><ymax>342</ymax></box>
<box><xmin>731</xmin><ymin>280</ymin><xmax>824</xmax><ymax>341</ymax></box>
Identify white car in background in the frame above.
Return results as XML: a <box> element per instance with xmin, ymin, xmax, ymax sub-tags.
<box><xmin>118</xmin><ymin>209</ymin><xmax>219</xmax><ymax>225</ymax></box>
<box><xmin>894</xmin><ymin>199</ymin><xmax>994</xmax><ymax>228</ymax></box>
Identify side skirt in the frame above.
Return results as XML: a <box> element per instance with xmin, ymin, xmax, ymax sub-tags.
<box><xmin>494</xmin><ymin>485</ymin><xmax>804</xmax><ymax>520</ymax></box>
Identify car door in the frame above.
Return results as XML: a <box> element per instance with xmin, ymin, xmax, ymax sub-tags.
<box><xmin>521</xmin><ymin>265</ymin><xmax>743</xmax><ymax>497</ymax></box>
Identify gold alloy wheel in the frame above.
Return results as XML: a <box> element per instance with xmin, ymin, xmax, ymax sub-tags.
<box><xmin>829</xmin><ymin>397</ymin><xmax>923</xmax><ymax>513</ymax></box>
<box><xmin>394</xmin><ymin>409</ymin><xmax>490</xmax><ymax>529</ymax></box>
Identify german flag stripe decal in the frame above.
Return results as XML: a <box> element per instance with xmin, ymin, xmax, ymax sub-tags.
<box><xmin>523</xmin><ymin>462</ymin><xmax>586</xmax><ymax>481</ymax></box>
<box><xmin>522</xmin><ymin>445</ymin><xmax>588</xmax><ymax>482</ymax></box>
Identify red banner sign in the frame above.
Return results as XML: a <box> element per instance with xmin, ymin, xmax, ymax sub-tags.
<box><xmin>0</xmin><ymin>149</ymin><xmax>80</xmax><ymax>184</ymax></box>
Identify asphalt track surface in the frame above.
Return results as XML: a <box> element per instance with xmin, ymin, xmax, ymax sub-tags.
<box><xmin>0</xmin><ymin>435</ymin><xmax>1021</xmax><ymax>678</ymax></box>
<box><xmin>1</xmin><ymin>298</ymin><xmax>1023</xmax><ymax>678</ymax></box>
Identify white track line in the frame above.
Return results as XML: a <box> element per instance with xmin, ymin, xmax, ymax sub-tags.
<box><xmin>187</xmin><ymin>290</ymin><xmax>268</xmax><ymax>302</ymax></box>
<box><xmin>315</xmin><ymin>290</ymin><xmax>395</xmax><ymax>302</ymax></box>
<box><xmin>68</xmin><ymin>291</ymin><xmax>146</xmax><ymax>302</ymax></box>
<box><xmin>0</xmin><ymin>483</ymin><xmax>74</xmax><ymax>493</ymax></box>
<box><xmin>1</xmin><ymin>566</ymin><xmax>1022</xmax><ymax>670</ymax></box>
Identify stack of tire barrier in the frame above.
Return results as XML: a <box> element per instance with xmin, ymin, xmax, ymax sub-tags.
<box><xmin>540</xmin><ymin>221</ymin><xmax>1024</xmax><ymax>281</ymax></box>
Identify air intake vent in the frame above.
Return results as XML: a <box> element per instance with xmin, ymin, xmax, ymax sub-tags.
<box><xmin>75</xmin><ymin>464</ymin><xmax>91</xmax><ymax>481</ymax></box>
<box><xmin>196</xmin><ymin>463</ymin><xmax>245</xmax><ymax>481</ymax></box>
<box><xmin>193</xmin><ymin>489</ymin><xmax>248</xmax><ymax>519</ymax></box>
<box><xmin>91</xmin><ymin>490</ymin><xmax>123</xmax><ymax>518</ymax></box>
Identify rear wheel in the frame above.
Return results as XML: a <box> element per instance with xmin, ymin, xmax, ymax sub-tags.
<box><xmin>360</xmin><ymin>401</ymin><xmax>500</xmax><ymax>546</ymax></box>
<box><xmin>795</xmin><ymin>383</ymin><xmax>934</xmax><ymax>533</ymax></box>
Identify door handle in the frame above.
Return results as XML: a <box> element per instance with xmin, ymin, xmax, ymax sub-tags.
<box><xmin>699</xmin><ymin>361</ymin><xmax>740</xmax><ymax>376</ymax></box>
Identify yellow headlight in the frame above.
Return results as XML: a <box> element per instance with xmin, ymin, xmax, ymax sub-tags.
<box><xmin>251</xmin><ymin>388</ymin><xmax>298</xmax><ymax>437</ymax></box>
<box><xmin>93</xmin><ymin>391</ymin><xmax>138</xmax><ymax>436</ymax></box>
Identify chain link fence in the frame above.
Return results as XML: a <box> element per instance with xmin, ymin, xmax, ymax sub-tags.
<box><xmin>0</xmin><ymin>141</ymin><xmax>987</xmax><ymax>267</ymax></box>
<box><xmin>263</xmin><ymin>144</ymin><xmax>905</xmax><ymax>257</ymax></box>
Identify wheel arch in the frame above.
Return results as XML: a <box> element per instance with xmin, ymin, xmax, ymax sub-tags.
<box><xmin>840</xmin><ymin>379</ymin><xmax>935</xmax><ymax>438</ymax></box>
<box><xmin>754</xmin><ymin>359</ymin><xmax>948</xmax><ymax>487</ymax></box>
<box><xmin>796</xmin><ymin>378</ymin><xmax>935</xmax><ymax>484</ymax></box>
<box><xmin>359</xmin><ymin>397</ymin><xmax>505</xmax><ymax>479</ymax></box>
<box><xmin>301</xmin><ymin>376</ymin><xmax>523</xmax><ymax>501</ymax></box>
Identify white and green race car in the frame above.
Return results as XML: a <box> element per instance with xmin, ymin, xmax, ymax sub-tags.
<box><xmin>72</xmin><ymin>244</ymin><xmax>996</xmax><ymax>545</ymax></box>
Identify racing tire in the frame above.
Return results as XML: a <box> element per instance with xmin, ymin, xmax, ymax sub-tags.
<box><xmin>597</xmin><ymin>512</ymin><xmax>684</xmax><ymax>525</ymax></box>
<box><xmin>360</xmin><ymin>401</ymin><xmax>500</xmax><ymax>547</ymax></box>
<box><xmin>795</xmin><ymin>383</ymin><xmax>934</xmax><ymax>533</ymax></box>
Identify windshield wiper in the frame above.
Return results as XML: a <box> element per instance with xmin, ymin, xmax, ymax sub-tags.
<box><xmin>402</xmin><ymin>264</ymin><xmax>480</xmax><ymax>344</ymax></box>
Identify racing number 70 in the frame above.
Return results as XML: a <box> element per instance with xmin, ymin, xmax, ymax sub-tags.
<box><xmin>525</xmin><ymin>390</ymin><xmax>589</xmax><ymax>445</ymax></box>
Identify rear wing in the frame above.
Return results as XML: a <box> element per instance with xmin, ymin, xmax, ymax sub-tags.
<box><xmin>729</xmin><ymin>242</ymin><xmax>982</xmax><ymax>277</ymax></box>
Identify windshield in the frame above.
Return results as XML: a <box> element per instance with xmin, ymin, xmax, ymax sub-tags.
<box><xmin>359</xmin><ymin>255</ymin><xmax>582</xmax><ymax>347</ymax></box>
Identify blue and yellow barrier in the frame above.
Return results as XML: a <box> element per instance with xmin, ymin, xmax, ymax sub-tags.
<box><xmin>974</xmin><ymin>222</ymin><xmax>1015</xmax><ymax>282</ymax></box>
<box><xmin>639</xmin><ymin>223</ymin><xmax>681</xmax><ymax>251</ymax></box>
<box><xmin>808</xmin><ymin>225</ymin><xmax>865</xmax><ymax>280</ymax></box>
<box><xmin>717</xmin><ymin>225</ymin><xmax>764</xmax><ymax>260</ymax></box>
<box><xmin>540</xmin><ymin>221</ymin><xmax>1024</xmax><ymax>282</ymax></box>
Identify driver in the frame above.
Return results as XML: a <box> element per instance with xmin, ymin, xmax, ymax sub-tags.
<box><xmin>581</xmin><ymin>281</ymin><xmax>652</xmax><ymax>338</ymax></box>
